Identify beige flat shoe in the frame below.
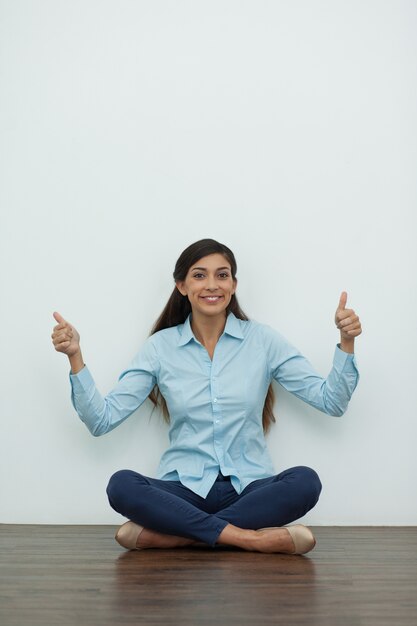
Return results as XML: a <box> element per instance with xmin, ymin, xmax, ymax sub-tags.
<box><xmin>115</xmin><ymin>521</ymin><xmax>145</xmax><ymax>550</ymax></box>
<box><xmin>257</xmin><ymin>524</ymin><xmax>316</xmax><ymax>555</ymax></box>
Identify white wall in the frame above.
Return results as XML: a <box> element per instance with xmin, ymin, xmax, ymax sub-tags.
<box><xmin>1</xmin><ymin>0</ymin><xmax>416</xmax><ymax>525</ymax></box>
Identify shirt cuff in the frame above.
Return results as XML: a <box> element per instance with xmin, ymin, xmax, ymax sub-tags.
<box><xmin>69</xmin><ymin>365</ymin><xmax>95</xmax><ymax>393</ymax></box>
<box><xmin>334</xmin><ymin>343</ymin><xmax>359</xmax><ymax>373</ymax></box>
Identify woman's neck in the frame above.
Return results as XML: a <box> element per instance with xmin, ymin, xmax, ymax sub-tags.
<box><xmin>190</xmin><ymin>311</ymin><xmax>227</xmax><ymax>347</ymax></box>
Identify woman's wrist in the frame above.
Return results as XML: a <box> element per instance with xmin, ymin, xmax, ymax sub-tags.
<box><xmin>339</xmin><ymin>336</ymin><xmax>355</xmax><ymax>354</ymax></box>
<box><xmin>69</xmin><ymin>349</ymin><xmax>85</xmax><ymax>374</ymax></box>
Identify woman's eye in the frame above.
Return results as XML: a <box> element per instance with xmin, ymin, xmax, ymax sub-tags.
<box><xmin>192</xmin><ymin>272</ymin><xmax>230</xmax><ymax>279</ymax></box>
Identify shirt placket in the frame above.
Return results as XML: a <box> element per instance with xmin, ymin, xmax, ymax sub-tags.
<box><xmin>209</xmin><ymin>344</ymin><xmax>223</xmax><ymax>466</ymax></box>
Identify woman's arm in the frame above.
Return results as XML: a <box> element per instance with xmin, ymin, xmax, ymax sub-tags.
<box><xmin>52</xmin><ymin>312</ymin><xmax>158</xmax><ymax>436</ymax></box>
<box><xmin>266</xmin><ymin>293</ymin><xmax>362</xmax><ymax>416</ymax></box>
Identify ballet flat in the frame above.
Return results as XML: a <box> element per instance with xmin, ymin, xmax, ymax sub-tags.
<box><xmin>115</xmin><ymin>521</ymin><xmax>145</xmax><ymax>550</ymax></box>
<box><xmin>257</xmin><ymin>524</ymin><xmax>316</xmax><ymax>555</ymax></box>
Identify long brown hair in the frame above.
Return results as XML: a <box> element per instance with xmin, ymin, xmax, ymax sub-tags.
<box><xmin>148</xmin><ymin>238</ymin><xmax>276</xmax><ymax>433</ymax></box>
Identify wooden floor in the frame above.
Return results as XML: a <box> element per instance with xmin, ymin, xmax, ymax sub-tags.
<box><xmin>1</xmin><ymin>526</ymin><xmax>416</xmax><ymax>626</ymax></box>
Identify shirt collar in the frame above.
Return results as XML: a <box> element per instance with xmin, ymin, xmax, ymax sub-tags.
<box><xmin>178</xmin><ymin>311</ymin><xmax>244</xmax><ymax>346</ymax></box>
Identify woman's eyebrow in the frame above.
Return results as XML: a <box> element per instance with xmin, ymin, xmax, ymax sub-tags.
<box><xmin>191</xmin><ymin>266</ymin><xmax>231</xmax><ymax>271</ymax></box>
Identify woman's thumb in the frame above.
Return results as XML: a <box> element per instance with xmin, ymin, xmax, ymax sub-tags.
<box><xmin>53</xmin><ymin>311</ymin><xmax>65</xmax><ymax>324</ymax></box>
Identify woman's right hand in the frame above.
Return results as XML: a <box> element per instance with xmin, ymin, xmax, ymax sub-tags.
<box><xmin>51</xmin><ymin>312</ymin><xmax>81</xmax><ymax>357</ymax></box>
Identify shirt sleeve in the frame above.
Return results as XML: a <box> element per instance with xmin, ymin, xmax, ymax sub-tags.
<box><xmin>69</xmin><ymin>337</ymin><xmax>160</xmax><ymax>436</ymax></box>
<box><xmin>263</xmin><ymin>325</ymin><xmax>359</xmax><ymax>416</ymax></box>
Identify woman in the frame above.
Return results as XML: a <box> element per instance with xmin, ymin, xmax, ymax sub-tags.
<box><xmin>52</xmin><ymin>238</ymin><xmax>361</xmax><ymax>555</ymax></box>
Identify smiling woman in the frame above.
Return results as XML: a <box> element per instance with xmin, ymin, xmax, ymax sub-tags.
<box><xmin>52</xmin><ymin>238</ymin><xmax>361</xmax><ymax>555</ymax></box>
<box><xmin>147</xmin><ymin>240</ymin><xmax>276</xmax><ymax>429</ymax></box>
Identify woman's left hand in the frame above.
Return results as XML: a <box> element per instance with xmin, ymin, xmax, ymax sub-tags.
<box><xmin>335</xmin><ymin>292</ymin><xmax>362</xmax><ymax>341</ymax></box>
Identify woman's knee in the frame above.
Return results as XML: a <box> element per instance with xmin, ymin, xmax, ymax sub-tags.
<box><xmin>292</xmin><ymin>465</ymin><xmax>322</xmax><ymax>504</ymax></box>
<box><xmin>106</xmin><ymin>469</ymin><xmax>143</xmax><ymax>505</ymax></box>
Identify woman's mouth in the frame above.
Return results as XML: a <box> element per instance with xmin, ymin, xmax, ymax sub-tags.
<box><xmin>200</xmin><ymin>295</ymin><xmax>224</xmax><ymax>303</ymax></box>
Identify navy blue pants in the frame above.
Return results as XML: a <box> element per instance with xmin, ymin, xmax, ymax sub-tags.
<box><xmin>106</xmin><ymin>465</ymin><xmax>322</xmax><ymax>547</ymax></box>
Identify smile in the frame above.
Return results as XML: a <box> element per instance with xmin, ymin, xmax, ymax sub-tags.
<box><xmin>200</xmin><ymin>296</ymin><xmax>224</xmax><ymax>302</ymax></box>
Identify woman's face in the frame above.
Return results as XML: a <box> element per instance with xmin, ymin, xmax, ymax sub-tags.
<box><xmin>176</xmin><ymin>253</ymin><xmax>237</xmax><ymax>319</ymax></box>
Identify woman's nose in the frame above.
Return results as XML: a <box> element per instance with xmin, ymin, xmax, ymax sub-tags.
<box><xmin>207</xmin><ymin>275</ymin><xmax>218</xmax><ymax>290</ymax></box>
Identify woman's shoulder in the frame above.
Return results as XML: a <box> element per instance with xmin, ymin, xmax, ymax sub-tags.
<box><xmin>129</xmin><ymin>324</ymin><xmax>183</xmax><ymax>365</ymax></box>
<box><xmin>226</xmin><ymin>314</ymin><xmax>276</xmax><ymax>345</ymax></box>
<box><xmin>239</xmin><ymin>315</ymin><xmax>277</xmax><ymax>334</ymax></box>
<box><xmin>147</xmin><ymin>324</ymin><xmax>183</xmax><ymax>342</ymax></box>
<box><xmin>241</xmin><ymin>315</ymin><xmax>288</xmax><ymax>344</ymax></box>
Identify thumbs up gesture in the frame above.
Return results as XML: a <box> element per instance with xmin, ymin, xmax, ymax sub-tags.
<box><xmin>335</xmin><ymin>292</ymin><xmax>362</xmax><ymax>342</ymax></box>
<box><xmin>51</xmin><ymin>312</ymin><xmax>81</xmax><ymax>357</ymax></box>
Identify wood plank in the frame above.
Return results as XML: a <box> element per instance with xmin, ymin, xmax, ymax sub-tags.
<box><xmin>0</xmin><ymin>526</ymin><xmax>416</xmax><ymax>625</ymax></box>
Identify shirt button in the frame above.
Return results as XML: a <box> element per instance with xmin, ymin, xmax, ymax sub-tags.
<box><xmin>215</xmin><ymin>420</ymin><xmax>220</xmax><ymax>424</ymax></box>
<box><xmin>213</xmin><ymin>398</ymin><xmax>217</xmax><ymax>403</ymax></box>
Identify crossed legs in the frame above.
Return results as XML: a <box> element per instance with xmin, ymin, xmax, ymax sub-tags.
<box><xmin>106</xmin><ymin>467</ymin><xmax>322</xmax><ymax>553</ymax></box>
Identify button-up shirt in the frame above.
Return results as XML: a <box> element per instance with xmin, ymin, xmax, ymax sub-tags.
<box><xmin>69</xmin><ymin>312</ymin><xmax>359</xmax><ymax>498</ymax></box>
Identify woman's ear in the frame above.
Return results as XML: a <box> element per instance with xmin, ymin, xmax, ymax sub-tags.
<box><xmin>232</xmin><ymin>278</ymin><xmax>238</xmax><ymax>294</ymax></box>
<box><xmin>175</xmin><ymin>281</ymin><xmax>187</xmax><ymax>296</ymax></box>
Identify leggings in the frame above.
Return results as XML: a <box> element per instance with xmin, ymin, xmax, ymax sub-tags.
<box><xmin>106</xmin><ymin>465</ymin><xmax>322</xmax><ymax>547</ymax></box>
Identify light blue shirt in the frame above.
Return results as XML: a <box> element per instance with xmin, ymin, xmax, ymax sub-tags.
<box><xmin>69</xmin><ymin>312</ymin><xmax>359</xmax><ymax>498</ymax></box>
